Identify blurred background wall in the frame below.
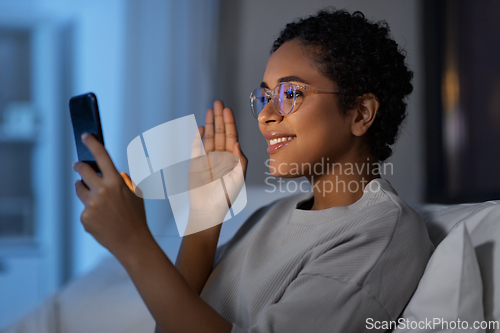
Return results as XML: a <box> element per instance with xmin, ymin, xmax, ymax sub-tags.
<box><xmin>0</xmin><ymin>0</ymin><xmax>427</xmax><ymax>328</ymax></box>
<box><xmin>0</xmin><ymin>0</ymin><xmax>221</xmax><ymax>326</ymax></box>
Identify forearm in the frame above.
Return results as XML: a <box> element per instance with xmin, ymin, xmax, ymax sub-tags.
<box><xmin>175</xmin><ymin>215</ymin><xmax>223</xmax><ymax>294</ymax></box>
<box><xmin>119</xmin><ymin>235</ymin><xmax>231</xmax><ymax>333</ymax></box>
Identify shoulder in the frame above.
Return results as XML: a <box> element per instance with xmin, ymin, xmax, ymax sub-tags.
<box><xmin>351</xmin><ymin>178</ymin><xmax>427</xmax><ymax>235</ymax></box>
<box><xmin>367</xmin><ymin>179</ymin><xmax>433</xmax><ymax>253</ymax></box>
<box><xmin>351</xmin><ymin>178</ymin><xmax>433</xmax><ymax>259</ymax></box>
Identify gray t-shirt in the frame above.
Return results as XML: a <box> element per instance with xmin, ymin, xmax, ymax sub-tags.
<box><xmin>200</xmin><ymin>178</ymin><xmax>434</xmax><ymax>333</ymax></box>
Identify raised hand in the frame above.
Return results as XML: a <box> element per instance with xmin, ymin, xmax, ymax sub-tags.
<box><xmin>202</xmin><ymin>100</ymin><xmax>247</xmax><ymax>177</ymax></box>
<box><xmin>183</xmin><ymin>100</ymin><xmax>247</xmax><ymax>235</ymax></box>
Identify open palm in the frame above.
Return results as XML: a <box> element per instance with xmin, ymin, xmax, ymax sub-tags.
<box><xmin>184</xmin><ymin>100</ymin><xmax>247</xmax><ymax>234</ymax></box>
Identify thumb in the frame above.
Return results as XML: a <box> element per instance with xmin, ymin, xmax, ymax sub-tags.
<box><xmin>120</xmin><ymin>172</ymin><xmax>135</xmax><ymax>193</ymax></box>
<box><xmin>232</xmin><ymin>142</ymin><xmax>247</xmax><ymax>177</ymax></box>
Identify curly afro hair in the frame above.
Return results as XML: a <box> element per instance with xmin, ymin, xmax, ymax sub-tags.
<box><xmin>272</xmin><ymin>9</ymin><xmax>413</xmax><ymax>161</ymax></box>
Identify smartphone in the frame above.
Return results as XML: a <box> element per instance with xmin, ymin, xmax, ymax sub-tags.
<box><xmin>69</xmin><ymin>92</ymin><xmax>104</xmax><ymax>174</ymax></box>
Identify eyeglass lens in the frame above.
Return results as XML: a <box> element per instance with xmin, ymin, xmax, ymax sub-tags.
<box><xmin>250</xmin><ymin>83</ymin><xmax>296</xmax><ymax>118</ymax></box>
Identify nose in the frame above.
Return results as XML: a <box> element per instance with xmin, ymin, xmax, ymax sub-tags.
<box><xmin>258</xmin><ymin>102</ymin><xmax>283</xmax><ymax>125</ymax></box>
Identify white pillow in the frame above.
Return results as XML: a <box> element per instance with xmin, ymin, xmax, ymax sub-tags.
<box><xmin>412</xmin><ymin>200</ymin><xmax>500</xmax><ymax>328</ymax></box>
<box><xmin>393</xmin><ymin>222</ymin><xmax>485</xmax><ymax>333</ymax></box>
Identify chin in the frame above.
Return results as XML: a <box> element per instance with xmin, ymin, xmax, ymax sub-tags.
<box><xmin>268</xmin><ymin>168</ymin><xmax>302</xmax><ymax>179</ymax></box>
<box><xmin>266</xmin><ymin>156</ymin><xmax>309</xmax><ymax>179</ymax></box>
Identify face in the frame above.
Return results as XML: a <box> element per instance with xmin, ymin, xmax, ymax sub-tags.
<box><xmin>258</xmin><ymin>39</ymin><xmax>358</xmax><ymax>179</ymax></box>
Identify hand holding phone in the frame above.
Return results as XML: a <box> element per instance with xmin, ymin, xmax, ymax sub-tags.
<box><xmin>69</xmin><ymin>92</ymin><xmax>104</xmax><ymax>174</ymax></box>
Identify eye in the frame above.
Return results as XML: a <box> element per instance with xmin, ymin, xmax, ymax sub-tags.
<box><xmin>284</xmin><ymin>88</ymin><xmax>303</xmax><ymax>99</ymax></box>
<box><xmin>294</xmin><ymin>90</ymin><xmax>304</xmax><ymax>97</ymax></box>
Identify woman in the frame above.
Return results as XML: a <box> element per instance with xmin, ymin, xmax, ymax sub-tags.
<box><xmin>73</xmin><ymin>9</ymin><xmax>433</xmax><ymax>333</ymax></box>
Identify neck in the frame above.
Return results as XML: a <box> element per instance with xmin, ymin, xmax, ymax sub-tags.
<box><xmin>306</xmin><ymin>156</ymin><xmax>380</xmax><ymax>210</ymax></box>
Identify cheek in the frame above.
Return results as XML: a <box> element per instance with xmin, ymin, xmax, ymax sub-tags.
<box><xmin>294</xmin><ymin>120</ymin><xmax>351</xmax><ymax>161</ymax></box>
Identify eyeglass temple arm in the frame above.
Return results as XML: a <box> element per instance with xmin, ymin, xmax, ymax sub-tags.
<box><xmin>300</xmin><ymin>86</ymin><xmax>343</xmax><ymax>94</ymax></box>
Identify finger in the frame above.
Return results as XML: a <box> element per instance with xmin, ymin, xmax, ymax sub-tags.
<box><xmin>120</xmin><ymin>172</ymin><xmax>135</xmax><ymax>193</ymax></box>
<box><xmin>81</xmin><ymin>133</ymin><xmax>119</xmax><ymax>179</ymax></box>
<box><xmin>191</xmin><ymin>126</ymin><xmax>205</xmax><ymax>158</ymax></box>
<box><xmin>223</xmin><ymin>107</ymin><xmax>238</xmax><ymax>152</ymax></box>
<box><xmin>74</xmin><ymin>179</ymin><xmax>91</xmax><ymax>204</ymax></box>
<box><xmin>214</xmin><ymin>100</ymin><xmax>226</xmax><ymax>151</ymax></box>
<box><xmin>73</xmin><ymin>161</ymin><xmax>101</xmax><ymax>189</ymax></box>
<box><xmin>204</xmin><ymin>108</ymin><xmax>215</xmax><ymax>152</ymax></box>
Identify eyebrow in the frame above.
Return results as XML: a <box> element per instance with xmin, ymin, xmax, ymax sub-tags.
<box><xmin>278</xmin><ymin>75</ymin><xmax>310</xmax><ymax>84</ymax></box>
<box><xmin>260</xmin><ymin>75</ymin><xmax>310</xmax><ymax>89</ymax></box>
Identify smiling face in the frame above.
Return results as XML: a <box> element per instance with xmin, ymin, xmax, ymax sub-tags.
<box><xmin>259</xmin><ymin>39</ymin><xmax>363</xmax><ymax>179</ymax></box>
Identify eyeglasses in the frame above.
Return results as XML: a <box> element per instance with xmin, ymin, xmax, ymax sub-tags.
<box><xmin>249</xmin><ymin>82</ymin><xmax>342</xmax><ymax>118</ymax></box>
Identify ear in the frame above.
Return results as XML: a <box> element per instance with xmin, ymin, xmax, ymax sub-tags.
<box><xmin>350</xmin><ymin>93</ymin><xmax>379</xmax><ymax>136</ymax></box>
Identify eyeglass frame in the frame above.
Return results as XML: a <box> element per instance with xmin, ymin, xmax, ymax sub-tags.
<box><xmin>249</xmin><ymin>82</ymin><xmax>344</xmax><ymax>118</ymax></box>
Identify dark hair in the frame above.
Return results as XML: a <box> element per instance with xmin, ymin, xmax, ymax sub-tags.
<box><xmin>272</xmin><ymin>9</ymin><xmax>413</xmax><ymax>161</ymax></box>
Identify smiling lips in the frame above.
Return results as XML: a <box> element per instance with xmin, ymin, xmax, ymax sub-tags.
<box><xmin>269</xmin><ymin>136</ymin><xmax>294</xmax><ymax>145</ymax></box>
<box><xmin>264</xmin><ymin>133</ymin><xmax>296</xmax><ymax>153</ymax></box>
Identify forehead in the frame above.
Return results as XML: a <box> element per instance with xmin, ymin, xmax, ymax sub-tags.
<box><xmin>263</xmin><ymin>39</ymin><xmax>333</xmax><ymax>88</ymax></box>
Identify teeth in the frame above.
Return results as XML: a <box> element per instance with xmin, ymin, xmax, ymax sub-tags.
<box><xmin>270</xmin><ymin>137</ymin><xmax>294</xmax><ymax>145</ymax></box>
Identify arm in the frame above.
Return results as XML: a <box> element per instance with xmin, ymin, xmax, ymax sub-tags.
<box><xmin>73</xmin><ymin>100</ymin><xmax>246</xmax><ymax>333</ymax></box>
<box><xmin>73</xmin><ymin>136</ymin><xmax>233</xmax><ymax>333</ymax></box>
<box><xmin>124</xmin><ymin>164</ymin><xmax>223</xmax><ymax>298</ymax></box>
<box><xmin>175</xmin><ymin>101</ymin><xmax>246</xmax><ymax>295</ymax></box>
<box><xmin>174</xmin><ymin>224</ymin><xmax>222</xmax><ymax>294</ymax></box>
<box><xmin>119</xmin><ymin>231</ymin><xmax>233</xmax><ymax>333</ymax></box>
